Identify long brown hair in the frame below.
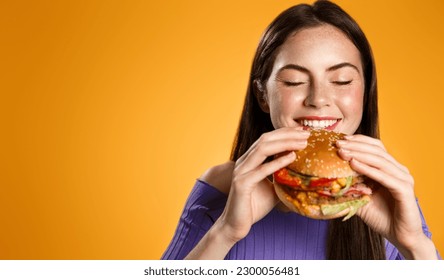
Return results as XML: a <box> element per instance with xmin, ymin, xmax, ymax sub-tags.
<box><xmin>230</xmin><ymin>0</ymin><xmax>385</xmax><ymax>259</ymax></box>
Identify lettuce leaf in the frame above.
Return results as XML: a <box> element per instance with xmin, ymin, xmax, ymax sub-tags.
<box><xmin>321</xmin><ymin>198</ymin><xmax>369</xmax><ymax>221</ymax></box>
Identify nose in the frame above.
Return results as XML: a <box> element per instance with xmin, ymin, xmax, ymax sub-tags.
<box><xmin>303</xmin><ymin>82</ymin><xmax>331</xmax><ymax>108</ymax></box>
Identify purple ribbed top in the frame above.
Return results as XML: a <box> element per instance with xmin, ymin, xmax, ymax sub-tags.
<box><xmin>162</xmin><ymin>180</ymin><xmax>436</xmax><ymax>260</ymax></box>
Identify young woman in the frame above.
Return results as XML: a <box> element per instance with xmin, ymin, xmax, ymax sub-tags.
<box><xmin>162</xmin><ymin>0</ymin><xmax>440</xmax><ymax>259</ymax></box>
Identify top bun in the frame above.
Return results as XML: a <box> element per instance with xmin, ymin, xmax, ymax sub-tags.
<box><xmin>287</xmin><ymin>130</ymin><xmax>356</xmax><ymax>178</ymax></box>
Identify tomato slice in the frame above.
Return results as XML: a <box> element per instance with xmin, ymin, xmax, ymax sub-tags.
<box><xmin>274</xmin><ymin>169</ymin><xmax>338</xmax><ymax>190</ymax></box>
<box><xmin>309</xmin><ymin>178</ymin><xmax>336</xmax><ymax>188</ymax></box>
<box><xmin>273</xmin><ymin>168</ymin><xmax>301</xmax><ymax>188</ymax></box>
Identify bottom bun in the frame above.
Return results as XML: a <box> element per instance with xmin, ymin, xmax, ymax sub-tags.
<box><xmin>274</xmin><ymin>181</ymin><xmax>370</xmax><ymax>220</ymax></box>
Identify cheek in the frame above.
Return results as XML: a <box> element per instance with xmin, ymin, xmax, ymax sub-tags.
<box><xmin>337</xmin><ymin>87</ymin><xmax>364</xmax><ymax>120</ymax></box>
<box><xmin>268</xmin><ymin>90</ymin><xmax>299</xmax><ymax>128</ymax></box>
<box><xmin>268</xmin><ymin>94</ymin><xmax>285</xmax><ymax>126</ymax></box>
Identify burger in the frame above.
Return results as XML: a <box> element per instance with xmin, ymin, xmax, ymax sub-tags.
<box><xmin>273</xmin><ymin>129</ymin><xmax>373</xmax><ymax>220</ymax></box>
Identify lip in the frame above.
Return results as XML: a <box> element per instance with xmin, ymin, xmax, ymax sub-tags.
<box><xmin>296</xmin><ymin>116</ymin><xmax>341</xmax><ymax>131</ymax></box>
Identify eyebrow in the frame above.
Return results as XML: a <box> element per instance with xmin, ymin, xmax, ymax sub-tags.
<box><xmin>277</xmin><ymin>64</ymin><xmax>310</xmax><ymax>74</ymax></box>
<box><xmin>277</xmin><ymin>62</ymin><xmax>361</xmax><ymax>74</ymax></box>
<box><xmin>327</xmin><ymin>62</ymin><xmax>360</xmax><ymax>73</ymax></box>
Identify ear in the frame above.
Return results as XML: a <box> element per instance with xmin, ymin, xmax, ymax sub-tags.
<box><xmin>253</xmin><ymin>79</ymin><xmax>270</xmax><ymax>113</ymax></box>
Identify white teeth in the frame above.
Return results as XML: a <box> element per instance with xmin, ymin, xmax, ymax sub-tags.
<box><xmin>300</xmin><ymin>119</ymin><xmax>337</xmax><ymax>129</ymax></box>
<box><xmin>313</xmin><ymin>120</ymin><xmax>319</xmax><ymax>127</ymax></box>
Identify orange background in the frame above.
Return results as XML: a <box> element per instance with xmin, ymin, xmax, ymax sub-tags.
<box><xmin>1</xmin><ymin>0</ymin><xmax>443</xmax><ymax>259</ymax></box>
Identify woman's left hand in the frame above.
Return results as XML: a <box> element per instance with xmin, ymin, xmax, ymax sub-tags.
<box><xmin>336</xmin><ymin>134</ymin><xmax>438</xmax><ymax>259</ymax></box>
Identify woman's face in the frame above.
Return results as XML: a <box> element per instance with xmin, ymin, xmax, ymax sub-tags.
<box><xmin>263</xmin><ymin>24</ymin><xmax>364</xmax><ymax>135</ymax></box>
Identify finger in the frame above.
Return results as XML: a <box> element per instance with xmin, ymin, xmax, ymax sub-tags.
<box><xmin>349</xmin><ymin>158</ymin><xmax>415</xmax><ymax>200</ymax></box>
<box><xmin>237</xmin><ymin>128</ymin><xmax>308</xmax><ymax>164</ymax></box>
<box><xmin>240</xmin><ymin>138</ymin><xmax>306</xmax><ymax>172</ymax></box>
<box><xmin>233</xmin><ymin>151</ymin><xmax>296</xmax><ymax>194</ymax></box>
<box><xmin>337</xmin><ymin>139</ymin><xmax>407</xmax><ymax>174</ymax></box>
<box><xmin>344</xmin><ymin>134</ymin><xmax>387</xmax><ymax>151</ymax></box>
<box><xmin>236</xmin><ymin>129</ymin><xmax>309</xmax><ymax>173</ymax></box>
<box><xmin>338</xmin><ymin>148</ymin><xmax>410</xmax><ymax>183</ymax></box>
<box><xmin>338</xmin><ymin>136</ymin><xmax>410</xmax><ymax>174</ymax></box>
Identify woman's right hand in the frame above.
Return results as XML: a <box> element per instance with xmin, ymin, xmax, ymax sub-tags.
<box><xmin>216</xmin><ymin>127</ymin><xmax>310</xmax><ymax>243</ymax></box>
<box><xmin>185</xmin><ymin>127</ymin><xmax>309</xmax><ymax>259</ymax></box>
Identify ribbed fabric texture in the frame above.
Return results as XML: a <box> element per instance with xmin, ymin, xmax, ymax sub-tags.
<box><xmin>161</xmin><ymin>180</ymin><xmax>437</xmax><ymax>260</ymax></box>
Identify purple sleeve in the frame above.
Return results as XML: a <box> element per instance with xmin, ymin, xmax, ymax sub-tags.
<box><xmin>161</xmin><ymin>180</ymin><xmax>226</xmax><ymax>260</ymax></box>
<box><xmin>161</xmin><ymin>181</ymin><xmax>441</xmax><ymax>260</ymax></box>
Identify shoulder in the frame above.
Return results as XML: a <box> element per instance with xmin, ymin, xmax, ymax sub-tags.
<box><xmin>199</xmin><ymin>161</ymin><xmax>235</xmax><ymax>195</ymax></box>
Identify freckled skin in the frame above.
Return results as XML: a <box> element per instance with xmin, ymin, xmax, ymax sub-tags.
<box><xmin>263</xmin><ymin>25</ymin><xmax>365</xmax><ymax>135</ymax></box>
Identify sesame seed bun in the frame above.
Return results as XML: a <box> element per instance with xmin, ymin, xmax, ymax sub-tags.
<box><xmin>287</xmin><ymin>129</ymin><xmax>357</xmax><ymax>178</ymax></box>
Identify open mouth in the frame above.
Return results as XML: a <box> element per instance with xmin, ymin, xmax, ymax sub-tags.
<box><xmin>297</xmin><ymin>119</ymin><xmax>341</xmax><ymax>130</ymax></box>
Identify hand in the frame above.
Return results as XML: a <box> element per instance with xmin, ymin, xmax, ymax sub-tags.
<box><xmin>336</xmin><ymin>135</ymin><xmax>437</xmax><ymax>259</ymax></box>
<box><xmin>217</xmin><ymin>127</ymin><xmax>310</xmax><ymax>243</ymax></box>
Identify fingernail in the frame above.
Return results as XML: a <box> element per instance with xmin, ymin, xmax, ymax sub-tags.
<box><xmin>336</xmin><ymin>140</ymin><xmax>346</xmax><ymax>146</ymax></box>
<box><xmin>339</xmin><ymin>148</ymin><xmax>352</xmax><ymax>160</ymax></box>
<box><xmin>343</xmin><ymin>135</ymin><xmax>353</xmax><ymax>139</ymax></box>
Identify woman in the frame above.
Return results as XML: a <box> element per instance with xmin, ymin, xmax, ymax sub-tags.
<box><xmin>162</xmin><ymin>0</ymin><xmax>440</xmax><ymax>259</ymax></box>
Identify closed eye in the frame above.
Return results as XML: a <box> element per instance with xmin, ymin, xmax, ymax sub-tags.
<box><xmin>282</xmin><ymin>81</ymin><xmax>306</xmax><ymax>87</ymax></box>
<box><xmin>332</xmin><ymin>80</ymin><xmax>352</xmax><ymax>85</ymax></box>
